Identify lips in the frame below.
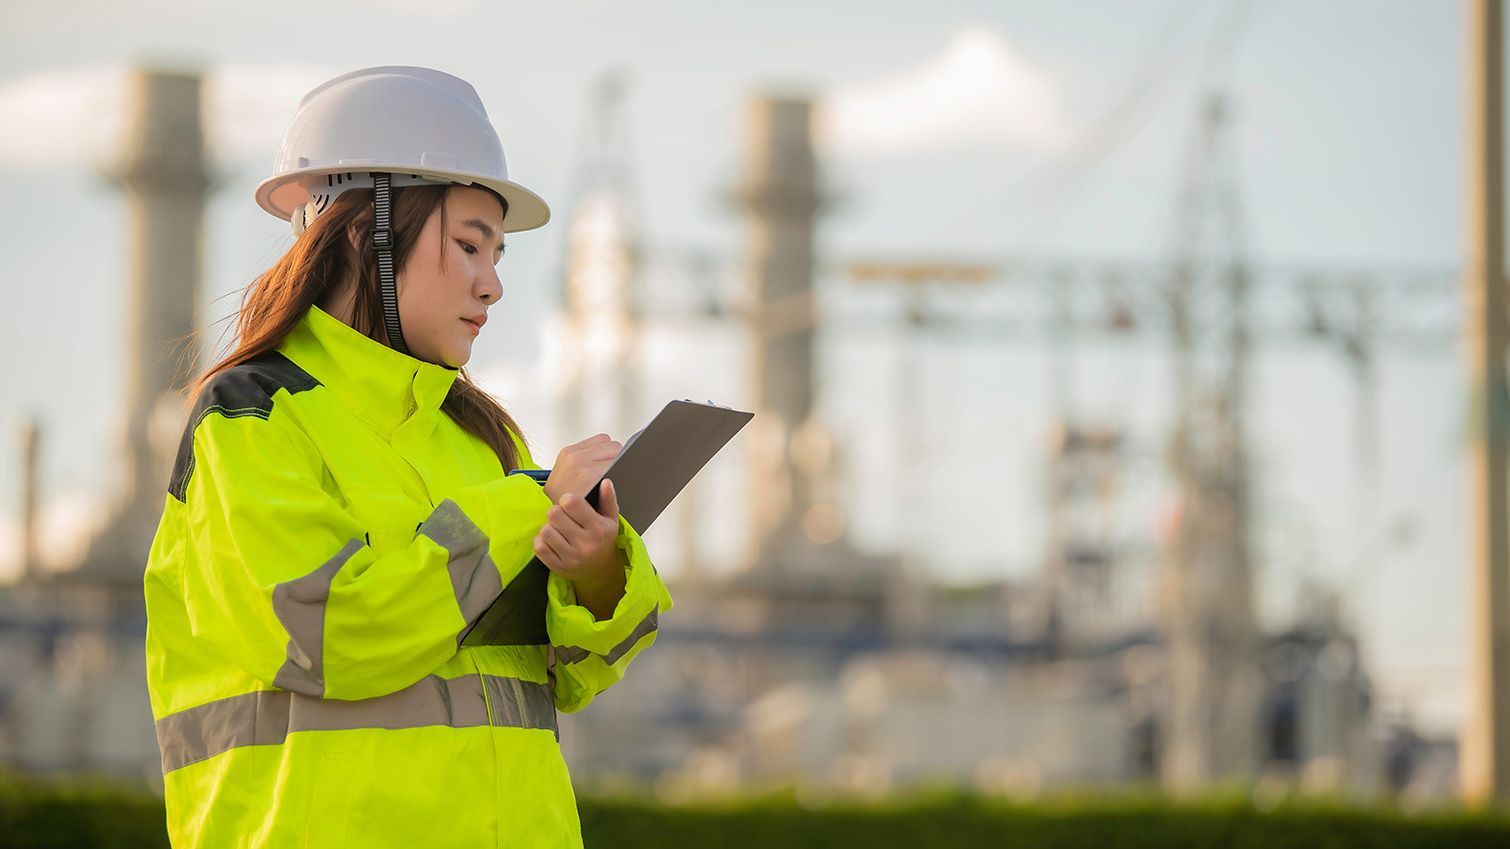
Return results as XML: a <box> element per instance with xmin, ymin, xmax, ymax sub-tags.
<box><xmin>461</xmin><ymin>315</ymin><xmax>486</xmax><ymax>332</ymax></box>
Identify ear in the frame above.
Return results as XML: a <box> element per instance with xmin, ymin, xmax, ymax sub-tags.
<box><xmin>346</xmin><ymin>221</ymin><xmax>364</xmax><ymax>253</ymax></box>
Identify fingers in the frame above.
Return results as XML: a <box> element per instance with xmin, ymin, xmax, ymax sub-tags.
<box><xmin>580</xmin><ymin>442</ymin><xmax>622</xmax><ymax>462</ymax></box>
<box><xmin>541</xmin><ymin>493</ymin><xmax>617</xmax><ymax>572</ymax></box>
<box><xmin>539</xmin><ymin>522</ymin><xmax>576</xmax><ymax>561</ymax></box>
<box><xmin>533</xmin><ymin>529</ymin><xmax>564</xmax><ymax>570</ymax></box>
<box><xmin>552</xmin><ymin>496</ymin><xmax>595</xmax><ymax>532</ymax></box>
<box><xmin>548</xmin><ymin>434</ymin><xmax>623</xmax><ymax>512</ymax></box>
<box><xmin>569</xmin><ymin>433</ymin><xmax>617</xmax><ymax>450</ymax></box>
<box><xmin>563</xmin><ymin>434</ymin><xmax>621</xmax><ymax>458</ymax></box>
<box><xmin>596</xmin><ymin>478</ymin><xmax>620</xmax><ymax>521</ymax></box>
<box><xmin>557</xmin><ymin>493</ymin><xmax>617</xmax><ymax>540</ymax></box>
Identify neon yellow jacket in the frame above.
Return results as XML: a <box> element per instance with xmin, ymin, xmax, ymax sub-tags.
<box><xmin>143</xmin><ymin>304</ymin><xmax>673</xmax><ymax>848</ymax></box>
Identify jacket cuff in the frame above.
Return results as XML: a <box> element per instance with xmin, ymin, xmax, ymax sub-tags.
<box><xmin>545</xmin><ymin>515</ymin><xmax>673</xmax><ymax>659</ymax></box>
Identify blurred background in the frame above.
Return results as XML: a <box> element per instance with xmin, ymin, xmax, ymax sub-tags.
<box><xmin>0</xmin><ymin>0</ymin><xmax>1500</xmax><ymax>823</ymax></box>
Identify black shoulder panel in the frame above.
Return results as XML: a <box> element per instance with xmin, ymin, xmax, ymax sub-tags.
<box><xmin>168</xmin><ymin>352</ymin><xmax>321</xmax><ymax>503</ymax></box>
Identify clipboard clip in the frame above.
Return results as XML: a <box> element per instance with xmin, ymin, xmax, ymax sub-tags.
<box><xmin>683</xmin><ymin>398</ymin><xmax>735</xmax><ymax>410</ymax></box>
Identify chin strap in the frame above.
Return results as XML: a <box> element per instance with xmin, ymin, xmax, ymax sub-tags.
<box><xmin>371</xmin><ymin>172</ymin><xmax>411</xmax><ymax>355</ymax></box>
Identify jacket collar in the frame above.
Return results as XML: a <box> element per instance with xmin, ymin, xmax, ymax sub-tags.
<box><xmin>279</xmin><ymin>304</ymin><xmax>459</xmax><ymax>437</ymax></box>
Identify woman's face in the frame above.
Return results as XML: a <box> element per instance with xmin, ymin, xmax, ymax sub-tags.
<box><xmin>396</xmin><ymin>185</ymin><xmax>507</xmax><ymax>368</ymax></box>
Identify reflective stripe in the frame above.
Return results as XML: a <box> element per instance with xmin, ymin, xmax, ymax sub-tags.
<box><xmin>155</xmin><ymin>673</ymin><xmax>554</xmax><ymax>774</ymax></box>
<box><xmin>553</xmin><ymin>608</ymin><xmax>659</xmax><ymax>667</ymax></box>
<box><xmin>417</xmin><ymin>498</ymin><xmax>504</xmax><ymax>635</ymax></box>
<box><xmin>269</xmin><ymin>500</ymin><xmax>501</xmax><ymax>698</ymax></box>
<box><xmin>271</xmin><ymin>538</ymin><xmax>362</xmax><ymax>697</ymax></box>
<box><xmin>482</xmin><ymin>674</ymin><xmax>557</xmax><ymax>731</ymax></box>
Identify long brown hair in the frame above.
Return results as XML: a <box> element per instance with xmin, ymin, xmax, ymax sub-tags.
<box><xmin>191</xmin><ymin>185</ymin><xmax>527</xmax><ymax>471</ymax></box>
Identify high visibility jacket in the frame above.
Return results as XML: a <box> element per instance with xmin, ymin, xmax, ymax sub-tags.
<box><xmin>143</xmin><ymin>303</ymin><xmax>673</xmax><ymax>848</ymax></box>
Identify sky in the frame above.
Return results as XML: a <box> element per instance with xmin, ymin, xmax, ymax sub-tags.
<box><xmin>0</xmin><ymin>0</ymin><xmax>1472</xmax><ymax>731</ymax></box>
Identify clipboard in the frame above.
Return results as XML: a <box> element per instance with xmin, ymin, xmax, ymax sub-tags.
<box><xmin>459</xmin><ymin>400</ymin><xmax>753</xmax><ymax>647</ymax></box>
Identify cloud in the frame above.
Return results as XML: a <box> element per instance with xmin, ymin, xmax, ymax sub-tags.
<box><xmin>208</xmin><ymin>63</ymin><xmax>343</xmax><ymax>162</ymax></box>
<box><xmin>0</xmin><ymin>63</ymin><xmax>337</xmax><ymax>170</ymax></box>
<box><xmin>0</xmin><ymin>66</ymin><xmax>129</xmax><ymax>168</ymax></box>
<box><xmin>819</xmin><ymin>26</ymin><xmax>1069</xmax><ymax>156</ymax></box>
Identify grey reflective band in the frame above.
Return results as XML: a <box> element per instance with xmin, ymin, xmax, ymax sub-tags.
<box><xmin>270</xmin><ymin>500</ymin><xmax>503</xmax><ymax>695</ymax></box>
<box><xmin>155</xmin><ymin>673</ymin><xmax>555</xmax><ymax>774</ymax></box>
<box><xmin>483</xmin><ymin>674</ymin><xmax>557</xmax><ymax>732</ymax></box>
<box><xmin>271</xmin><ymin>538</ymin><xmax>363</xmax><ymax>697</ymax></box>
<box><xmin>553</xmin><ymin>608</ymin><xmax>659</xmax><ymax>667</ymax></box>
<box><xmin>418</xmin><ymin>498</ymin><xmax>504</xmax><ymax>635</ymax></box>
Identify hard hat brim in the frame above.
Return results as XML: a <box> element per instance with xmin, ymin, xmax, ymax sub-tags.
<box><xmin>255</xmin><ymin>166</ymin><xmax>551</xmax><ymax>234</ymax></box>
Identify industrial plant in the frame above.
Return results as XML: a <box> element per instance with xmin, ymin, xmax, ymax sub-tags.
<box><xmin>0</xmin><ymin>65</ymin><xmax>1463</xmax><ymax>806</ymax></box>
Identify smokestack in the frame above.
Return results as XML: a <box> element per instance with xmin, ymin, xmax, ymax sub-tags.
<box><xmin>67</xmin><ymin>67</ymin><xmax>211</xmax><ymax>589</ymax></box>
<box><xmin>19</xmin><ymin>418</ymin><xmax>39</xmax><ymax>584</ymax></box>
<box><xmin>110</xmin><ymin>68</ymin><xmax>210</xmax><ymax>509</ymax></box>
<box><xmin>738</xmin><ymin>95</ymin><xmax>826</xmax><ymax>571</ymax></box>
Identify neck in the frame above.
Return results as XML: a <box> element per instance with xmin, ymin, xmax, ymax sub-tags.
<box><xmin>320</xmin><ymin>273</ymin><xmax>357</xmax><ymax>324</ymax></box>
<box><xmin>319</xmin><ymin>274</ymin><xmax>381</xmax><ymax>344</ymax></box>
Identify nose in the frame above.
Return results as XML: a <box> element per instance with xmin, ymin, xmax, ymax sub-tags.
<box><xmin>476</xmin><ymin>264</ymin><xmax>503</xmax><ymax>305</ymax></box>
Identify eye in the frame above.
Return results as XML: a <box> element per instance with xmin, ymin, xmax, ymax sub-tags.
<box><xmin>456</xmin><ymin>239</ymin><xmax>478</xmax><ymax>255</ymax></box>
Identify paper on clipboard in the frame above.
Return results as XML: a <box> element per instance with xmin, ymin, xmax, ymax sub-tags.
<box><xmin>459</xmin><ymin>399</ymin><xmax>753</xmax><ymax>647</ymax></box>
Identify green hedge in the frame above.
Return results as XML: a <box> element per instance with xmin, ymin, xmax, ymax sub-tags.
<box><xmin>580</xmin><ymin>791</ymin><xmax>1510</xmax><ymax>849</ymax></box>
<box><xmin>3</xmin><ymin>775</ymin><xmax>1509</xmax><ymax>849</ymax></box>
<box><xmin>0</xmin><ymin>775</ymin><xmax>169</xmax><ymax>849</ymax></box>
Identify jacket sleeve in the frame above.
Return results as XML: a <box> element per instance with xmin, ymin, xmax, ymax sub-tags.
<box><xmin>545</xmin><ymin>519</ymin><xmax>673</xmax><ymax>713</ymax></box>
<box><xmin>179</xmin><ymin>410</ymin><xmax>553</xmax><ymax>702</ymax></box>
<box><xmin>533</xmin><ymin>438</ymin><xmax>675</xmax><ymax>713</ymax></box>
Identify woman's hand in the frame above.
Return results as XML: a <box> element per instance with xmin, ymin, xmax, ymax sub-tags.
<box><xmin>533</xmin><ymin>478</ymin><xmax>626</xmax><ymax>596</ymax></box>
<box><xmin>542</xmin><ymin>433</ymin><xmax>621</xmax><ymax>506</ymax></box>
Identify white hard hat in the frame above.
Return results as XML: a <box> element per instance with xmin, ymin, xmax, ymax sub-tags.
<box><xmin>254</xmin><ymin>66</ymin><xmax>550</xmax><ymax>234</ymax></box>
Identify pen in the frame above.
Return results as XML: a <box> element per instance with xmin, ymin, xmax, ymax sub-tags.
<box><xmin>508</xmin><ymin>468</ymin><xmax>551</xmax><ymax>484</ymax></box>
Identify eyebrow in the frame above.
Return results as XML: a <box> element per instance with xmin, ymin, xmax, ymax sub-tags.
<box><xmin>460</xmin><ymin>218</ymin><xmax>507</xmax><ymax>252</ymax></box>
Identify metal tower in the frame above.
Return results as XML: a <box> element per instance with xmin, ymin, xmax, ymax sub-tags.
<box><xmin>554</xmin><ymin>72</ymin><xmax>644</xmax><ymax>446</ymax></box>
<box><xmin>1159</xmin><ymin>92</ymin><xmax>1262</xmax><ymax>790</ymax></box>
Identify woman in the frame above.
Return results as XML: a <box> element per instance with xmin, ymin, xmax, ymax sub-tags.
<box><xmin>143</xmin><ymin>66</ymin><xmax>673</xmax><ymax>848</ymax></box>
